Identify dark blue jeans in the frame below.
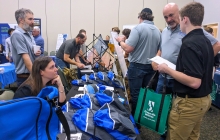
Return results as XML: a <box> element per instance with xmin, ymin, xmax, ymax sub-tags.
<box><xmin>17</xmin><ymin>77</ymin><xmax>28</xmax><ymax>87</ymax></box>
<box><xmin>127</xmin><ymin>62</ymin><xmax>154</xmax><ymax>115</ymax></box>
<box><xmin>55</xmin><ymin>58</ymin><xmax>70</xmax><ymax>69</ymax></box>
<box><xmin>156</xmin><ymin>74</ymin><xmax>174</xmax><ymax>94</ymax></box>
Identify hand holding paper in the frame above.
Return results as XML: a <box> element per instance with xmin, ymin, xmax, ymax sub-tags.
<box><xmin>157</xmin><ymin>63</ymin><xmax>169</xmax><ymax>73</ymax></box>
<box><xmin>149</xmin><ymin>56</ymin><xmax>176</xmax><ymax>70</ymax></box>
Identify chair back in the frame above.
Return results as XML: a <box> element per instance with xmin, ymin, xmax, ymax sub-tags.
<box><xmin>50</xmin><ymin>51</ymin><xmax>56</xmax><ymax>56</ymax></box>
<box><xmin>0</xmin><ymin>89</ymin><xmax>15</xmax><ymax>100</ymax></box>
<box><xmin>44</xmin><ymin>51</ymin><xmax>48</xmax><ymax>56</ymax></box>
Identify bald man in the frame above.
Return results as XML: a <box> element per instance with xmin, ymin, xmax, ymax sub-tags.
<box><xmin>32</xmin><ymin>26</ymin><xmax>44</xmax><ymax>55</ymax></box>
<box><xmin>151</xmin><ymin>3</ymin><xmax>220</xmax><ymax>140</ymax></box>
<box><xmin>152</xmin><ymin>3</ymin><xmax>220</xmax><ymax>94</ymax></box>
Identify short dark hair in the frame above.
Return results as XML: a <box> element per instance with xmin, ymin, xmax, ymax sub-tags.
<box><xmin>139</xmin><ymin>12</ymin><xmax>154</xmax><ymax>21</ymax></box>
<box><xmin>204</xmin><ymin>27</ymin><xmax>213</xmax><ymax>34</ymax></box>
<box><xmin>8</xmin><ymin>28</ymin><xmax>15</xmax><ymax>35</ymax></box>
<box><xmin>179</xmin><ymin>2</ymin><xmax>204</xmax><ymax>26</ymax></box>
<box><xmin>79</xmin><ymin>29</ymin><xmax>86</xmax><ymax>34</ymax></box>
<box><xmin>122</xmin><ymin>28</ymin><xmax>131</xmax><ymax>39</ymax></box>
<box><xmin>76</xmin><ymin>33</ymin><xmax>85</xmax><ymax>39</ymax></box>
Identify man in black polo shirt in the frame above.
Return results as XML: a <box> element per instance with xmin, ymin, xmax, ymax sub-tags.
<box><xmin>56</xmin><ymin>33</ymin><xmax>86</xmax><ymax>69</ymax></box>
<box><xmin>157</xmin><ymin>2</ymin><xmax>213</xmax><ymax>139</ymax></box>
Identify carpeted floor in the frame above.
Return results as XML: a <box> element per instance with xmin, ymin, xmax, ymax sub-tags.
<box><xmin>139</xmin><ymin>105</ymin><xmax>220</xmax><ymax>140</ymax></box>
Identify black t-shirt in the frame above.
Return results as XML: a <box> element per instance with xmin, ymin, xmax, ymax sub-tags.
<box><xmin>56</xmin><ymin>39</ymin><xmax>81</xmax><ymax>61</ymax></box>
<box><xmin>173</xmin><ymin>29</ymin><xmax>214</xmax><ymax>97</ymax></box>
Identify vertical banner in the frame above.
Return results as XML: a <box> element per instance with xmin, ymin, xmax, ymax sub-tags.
<box><xmin>0</xmin><ymin>23</ymin><xmax>17</xmax><ymax>46</ymax></box>
<box><xmin>56</xmin><ymin>34</ymin><xmax>68</xmax><ymax>51</ymax></box>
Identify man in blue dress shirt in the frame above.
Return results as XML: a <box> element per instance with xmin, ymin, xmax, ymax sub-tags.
<box><xmin>32</xmin><ymin>26</ymin><xmax>44</xmax><ymax>56</ymax></box>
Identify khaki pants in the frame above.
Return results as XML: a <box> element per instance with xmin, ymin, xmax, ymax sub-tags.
<box><xmin>167</xmin><ymin>95</ymin><xmax>211</xmax><ymax>140</ymax></box>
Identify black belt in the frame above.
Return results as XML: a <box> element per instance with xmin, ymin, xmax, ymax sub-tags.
<box><xmin>130</xmin><ymin>62</ymin><xmax>151</xmax><ymax>66</ymax></box>
<box><xmin>176</xmin><ymin>93</ymin><xmax>207</xmax><ymax>98</ymax></box>
<box><xmin>17</xmin><ymin>73</ymin><xmax>30</xmax><ymax>78</ymax></box>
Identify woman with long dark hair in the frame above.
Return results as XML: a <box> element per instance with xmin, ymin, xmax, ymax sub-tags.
<box><xmin>14</xmin><ymin>56</ymin><xmax>66</xmax><ymax>105</ymax></box>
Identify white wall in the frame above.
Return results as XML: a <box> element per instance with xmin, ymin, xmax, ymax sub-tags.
<box><xmin>119</xmin><ymin>0</ymin><xmax>143</xmax><ymax>31</ymax></box>
<box><xmin>144</xmin><ymin>0</ymin><xmax>167</xmax><ymax>29</ymax></box>
<box><xmin>71</xmin><ymin>0</ymin><xmax>95</xmax><ymax>44</ymax></box>
<box><xmin>195</xmin><ymin>0</ymin><xmax>220</xmax><ymax>41</ymax></box>
<box><xmin>0</xmin><ymin>0</ymin><xmax>18</xmax><ymax>23</ymax></box>
<box><xmin>0</xmin><ymin>0</ymin><xmax>195</xmax><ymax>54</ymax></box>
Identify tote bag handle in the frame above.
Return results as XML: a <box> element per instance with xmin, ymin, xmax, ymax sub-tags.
<box><xmin>147</xmin><ymin>71</ymin><xmax>167</xmax><ymax>94</ymax></box>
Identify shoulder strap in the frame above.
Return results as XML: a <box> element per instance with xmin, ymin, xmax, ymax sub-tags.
<box><xmin>56</xmin><ymin>107</ymin><xmax>70</xmax><ymax>140</ymax></box>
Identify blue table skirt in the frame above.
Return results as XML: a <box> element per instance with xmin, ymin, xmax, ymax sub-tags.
<box><xmin>0</xmin><ymin>63</ymin><xmax>16</xmax><ymax>88</ymax></box>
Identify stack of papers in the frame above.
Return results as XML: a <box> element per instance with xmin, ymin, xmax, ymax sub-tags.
<box><xmin>84</xmin><ymin>65</ymin><xmax>92</xmax><ymax>70</ymax></box>
<box><xmin>149</xmin><ymin>56</ymin><xmax>176</xmax><ymax>70</ymax></box>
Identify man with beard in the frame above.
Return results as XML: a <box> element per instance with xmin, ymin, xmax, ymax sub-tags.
<box><xmin>11</xmin><ymin>8</ymin><xmax>41</xmax><ymax>86</ymax></box>
<box><xmin>152</xmin><ymin>3</ymin><xmax>220</xmax><ymax>95</ymax></box>
<box><xmin>158</xmin><ymin>2</ymin><xmax>213</xmax><ymax>139</ymax></box>
<box><xmin>152</xmin><ymin>3</ymin><xmax>220</xmax><ymax>140</ymax></box>
<box><xmin>55</xmin><ymin>33</ymin><xmax>87</xmax><ymax>69</ymax></box>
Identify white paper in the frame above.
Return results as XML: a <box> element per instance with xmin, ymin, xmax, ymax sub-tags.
<box><xmin>65</xmin><ymin>133</ymin><xmax>82</xmax><ymax>140</ymax></box>
<box><xmin>84</xmin><ymin>65</ymin><xmax>92</xmax><ymax>70</ymax></box>
<box><xmin>78</xmin><ymin>87</ymin><xmax>84</xmax><ymax>91</ymax></box>
<box><xmin>80</xmin><ymin>69</ymin><xmax>94</xmax><ymax>73</ymax></box>
<box><xmin>105</xmin><ymin>86</ymin><xmax>114</xmax><ymax>91</ymax></box>
<box><xmin>150</xmin><ymin>56</ymin><xmax>176</xmax><ymax>70</ymax></box>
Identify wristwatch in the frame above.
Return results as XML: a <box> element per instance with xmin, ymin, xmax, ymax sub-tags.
<box><xmin>119</xmin><ymin>41</ymin><xmax>123</xmax><ymax>46</ymax></box>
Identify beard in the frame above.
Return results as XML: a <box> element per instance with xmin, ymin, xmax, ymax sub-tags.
<box><xmin>23</xmin><ymin>22</ymin><xmax>34</xmax><ymax>31</ymax></box>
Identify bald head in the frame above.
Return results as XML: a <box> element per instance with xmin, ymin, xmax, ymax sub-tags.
<box><xmin>32</xmin><ymin>26</ymin><xmax>40</xmax><ymax>37</ymax></box>
<box><xmin>163</xmin><ymin>3</ymin><xmax>179</xmax><ymax>12</ymax></box>
<box><xmin>163</xmin><ymin>3</ymin><xmax>180</xmax><ymax>29</ymax></box>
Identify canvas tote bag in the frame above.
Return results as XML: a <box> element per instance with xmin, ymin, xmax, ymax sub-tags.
<box><xmin>134</xmin><ymin>72</ymin><xmax>172</xmax><ymax>134</ymax></box>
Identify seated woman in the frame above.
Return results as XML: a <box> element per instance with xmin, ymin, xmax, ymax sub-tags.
<box><xmin>14</xmin><ymin>56</ymin><xmax>66</xmax><ymax>106</ymax></box>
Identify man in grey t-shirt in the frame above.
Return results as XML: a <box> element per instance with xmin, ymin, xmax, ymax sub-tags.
<box><xmin>116</xmin><ymin>8</ymin><xmax>161</xmax><ymax>115</ymax></box>
<box><xmin>55</xmin><ymin>33</ymin><xmax>87</xmax><ymax>69</ymax></box>
<box><xmin>11</xmin><ymin>8</ymin><xmax>41</xmax><ymax>86</ymax></box>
